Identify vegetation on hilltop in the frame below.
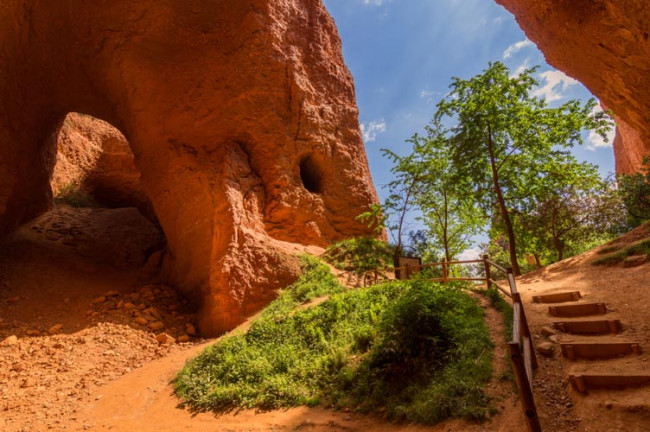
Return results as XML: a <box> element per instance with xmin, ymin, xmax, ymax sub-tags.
<box><xmin>175</xmin><ymin>256</ymin><xmax>493</xmax><ymax>424</ymax></box>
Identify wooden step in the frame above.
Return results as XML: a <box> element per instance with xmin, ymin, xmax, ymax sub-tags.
<box><xmin>561</xmin><ymin>342</ymin><xmax>641</xmax><ymax>360</ymax></box>
<box><xmin>553</xmin><ymin>319</ymin><xmax>622</xmax><ymax>335</ymax></box>
<box><xmin>549</xmin><ymin>303</ymin><xmax>607</xmax><ymax>317</ymax></box>
<box><xmin>570</xmin><ymin>374</ymin><xmax>650</xmax><ymax>393</ymax></box>
<box><xmin>533</xmin><ymin>291</ymin><xmax>581</xmax><ymax>304</ymax></box>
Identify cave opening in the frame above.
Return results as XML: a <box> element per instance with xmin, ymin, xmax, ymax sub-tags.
<box><xmin>299</xmin><ymin>155</ymin><xmax>324</xmax><ymax>194</ymax></box>
<box><xmin>0</xmin><ymin>112</ymin><xmax>197</xmax><ymax>342</ymax></box>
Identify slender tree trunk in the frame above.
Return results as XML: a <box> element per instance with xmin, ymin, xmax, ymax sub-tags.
<box><xmin>553</xmin><ymin>237</ymin><xmax>564</xmax><ymax>262</ymax></box>
<box><xmin>393</xmin><ymin>175</ymin><xmax>419</xmax><ymax>280</ymax></box>
<box><xmin>443</xmin><ymin>190</ymin><xmax>451</xmax><ymax>262</ymax></box>
<box><xmin>487</xmin><ymin>127</ymin><xmax>521</xmax><ymax>275</ymax></box>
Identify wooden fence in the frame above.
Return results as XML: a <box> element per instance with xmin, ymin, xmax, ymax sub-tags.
<box><xmin>341</xmin><ymin>255</ymin><xmax>542</xmax><ymax>432</ymax></box>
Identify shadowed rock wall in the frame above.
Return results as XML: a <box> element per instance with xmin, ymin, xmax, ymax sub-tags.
<box><xmin>496</xmin><ymin>0</ymin><xmax>650</xmax><ymax>174</ymax></box>
<box><xmin>0</xmin><ymin>0</ymin><xmax>378</xmax><ymax>335</ymax></box>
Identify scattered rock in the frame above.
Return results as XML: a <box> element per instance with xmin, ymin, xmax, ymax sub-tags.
<box><xmin>92</xmin><ymin>296</ymin><xmax>106</xmax><ymax>304</ymax></box>
<box><xmin>155</xmin><ymin>333</ymin><xmax>175</xmax><ymax>344</ymax></box>
<box><xmin>48</xmin><ymin>324</ymin><xmax>63</xmax><ymax>334</ymax></box>
<box><xmin>148</xmin><ymin>321</ymin><xmax>165</xmax><ymax>332</ymax></box>
<box><xmin>26</xmin><ymin>330</ymin><xmax>40</xmax><ymax>337</ymax></box>
<box><xmin>134</xmin><ymin>317</ymin><xmax>148</xmax><ymax>326</ymax></box>
<box><xmin>105</xmin><ymin>290</ymin><xmax>119</xmax><ymax>297</ymax></box>
<box><xmin>548</xmin><ymin>335</ymin><xmax>560</xmax><ymax>344</ymax></box>
<box><xmin>1</xmin><ymin>335</ymin><xmax>18</xmax><ymax>346</ymax></box>
<box><xmin>176</xmin><ymin>334</ymin><xmax>190</xmax><ymax>343</ymax></box>
<box><xmin>541</xmin><ymin>326</ymin><xmax>556</xmax><ymax>337</ymax></box>
<box><xmin>536</xmin><ymin>342</ymin><xmax>555</xmax><ymax>357</ymax></box>
<box><xmin>185</xmin><ymin>323</ymin><xmax>197</xmax><ymax>336</ymax></box>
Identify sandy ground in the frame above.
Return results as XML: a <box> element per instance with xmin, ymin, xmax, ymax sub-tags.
<box><xmin>0</xmin><ymin>206</ymin><xmax>527</xmax><ymax>431</ymax></box>
<box><xmin>8</xmin><ymin>208</ymin><xmax>649</xmax><ymax>431</ymax></box>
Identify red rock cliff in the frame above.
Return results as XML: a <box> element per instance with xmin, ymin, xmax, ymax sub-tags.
<box><xmin>0</xmin><ymin>0</ymin><xmax>379</xmax><ymax>335</ymax></box>
<box><xmin>496</xmin><ymin>0</ymin><xmax>650</xmax><ymax>174</ymax></box>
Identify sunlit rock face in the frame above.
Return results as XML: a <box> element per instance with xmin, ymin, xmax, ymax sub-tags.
<box><xmin>496</xmin><ymin>0</ymin><xmax>650</xmax><ymax>174</ymax></box>
<box><xmin>0</xmin><ymin>0</ymin><xmax>379</xmax><ymax>335</ymax></box>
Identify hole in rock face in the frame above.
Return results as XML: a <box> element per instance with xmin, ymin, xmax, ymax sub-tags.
<box><xmin>50</xmin><ymin>112</ymin><xmax>156</xmax><ymax>221</ymax></box>
<box><xmin>299</xmin><ymin>155</ymin><xmax>324</xmax><ymax>194</ymax></box>
<box><xmin>0</xmin><ymin>112</ymin><xmax>198</xmax><ymax>346</ymax></box>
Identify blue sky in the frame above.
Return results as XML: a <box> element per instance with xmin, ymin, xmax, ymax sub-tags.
<box><xmin>323</xmin><ymin>0</ymin><xmax>615</xmax><ymax>189</ymax></box>
<box><xmin>322</xmin><ymin>0</ymin><xmax>616</xmax><ymax>256</ymax></box>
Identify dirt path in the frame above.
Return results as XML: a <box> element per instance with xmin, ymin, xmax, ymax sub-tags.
<box><xmin>515</xmin><ymin>224</ymin><xmax>650</xmax><ymax>432</ymax></box>
<box><xmin>1</xmin><ymin>206</ymin><xmax>523</xmax><ymax>431</ymax></box>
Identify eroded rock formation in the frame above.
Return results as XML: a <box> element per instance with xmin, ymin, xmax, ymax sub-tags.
<box><xmin>0</xmin><ymin>0</ymin><xmax>378</xmax><ymax>335</ymax></box>
<box><xmin>496</xmin><ymin>0</ymin><xmax>650</xmax><ymax>174</ymax></box>
<box><xmin>51</xmin><ymin>113</ymin><xmax>152</xmax><ymax>214</ymax></box>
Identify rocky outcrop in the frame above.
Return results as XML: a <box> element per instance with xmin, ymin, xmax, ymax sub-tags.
<box><xmin>27</xmin><ymin>206</ymin><xmax>164</xmax><ymax>270</ymax></box>
<box><xmin>496</xmin><ymin>0</ymin><xmax>650</xmax><ymax>174</ymax></box>
<box><xmin>0</xmin><ymin>0</ymin><xmax>378</xmax><ymax>335</ymax></box>
<box><xmin>51</xmin><ymin>113</ymin><xmax>152</xmax><ymax>214</ymax></box>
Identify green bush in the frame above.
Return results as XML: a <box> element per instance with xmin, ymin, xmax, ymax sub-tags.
<box><xmin>322</xmin><ymin>237</ymin><xmax>394</xmax><ymax>274</ymax></box>
<box><xmin>175</xmin><ymin>258</ymin><xmax>494</xmax><ymax>425</ymax></box>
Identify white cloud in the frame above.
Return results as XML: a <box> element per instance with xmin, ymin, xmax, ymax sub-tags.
<box><xmin>362</xmin><ymin>0</ymin><xmax>384</xmax><ymax>5</ymax></box>
<box><xmin>458</xmin><ymin>248</ymin><xmax>481</xmax><ymax>261</ymax></box>
<box><xmin>360</xmin><ymin>120</ymin><xmax>387</xmax><ymax>143</ymax></box>
<box><xmin>503</xmin><ymin>39</ymin><xmax>533</xmax><ymax>59</ymax></box>
<box><xmin>587</xmin><ymin>103</ymin><xmax>616</xmax><ymax>150</ymax></box>
<box><xmin>531</xmin><ymin>70</ymin><xmax>578</xmax><ymax>102</ymax></box>
<box><xmin>510</xmin><ymin>58</ymin><xmax>531</xmax><ymax>78</ymax></box>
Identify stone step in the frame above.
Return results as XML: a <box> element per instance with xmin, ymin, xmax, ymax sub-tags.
<box><xmin>561</xmin><ymin>342</ymin><xmax>641</xmax><ymax>360</ymax></box>
<box><xmin>570</xmin><ymin>374</ymin><xmax>650</xmax><ymax>393</ymax></box>
<box><xmin>532</xmin><ymin>291</ymin><xmax>582</xmax><ymax>304</ymax></box>
<box><xmin>549</xmin><ymin>302</ymin><xmax>607</xmax><ymax>317</ymax></box>
<box><xmin>553</xmin><ymin>319</ymin><xmax>622</xmax><ymax>335</ymax></box>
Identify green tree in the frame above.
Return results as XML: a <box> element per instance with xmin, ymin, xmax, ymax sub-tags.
<box><xmin>618</xmin><ymin>156</ymin><xmax>650</xmax><ymax>226</ymax></box>
<box><xmin>434</xmin><ymin>62</ymin><xmax>613</xmax><ymax>274</ymax></box>
<box><xmin>381</xmin><ymin>128</ymin><xmax>483</xmax><ymax>263</ymax></box>
<box><xmin>357</xmin><ymin>149</ymin><xmax>425</xmax><ymax>272</ymax></box>
<box><xmin>520</xmin><ymin>179</ymin><xmax>625</xmax><ymax>262</ymax></box>
<box><xmin>411</xmin><ymin>129</ymin><xmax>483</xmax><ymax>261</ymax></box>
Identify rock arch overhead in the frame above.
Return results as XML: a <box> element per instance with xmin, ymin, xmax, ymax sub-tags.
<box><xmin>495</xmin><ymin>0</ymin><xmax>650</xmax><ymax>174</ymax></box>
<box><xmin>0</xmin><ymin>0</ymin><xmax>379</xmax><ymax>336</ymax></box>
<box><xmin>50</xmin><ymin>113</ymin><xmax>154</xmax><ymax>217</ymax></box>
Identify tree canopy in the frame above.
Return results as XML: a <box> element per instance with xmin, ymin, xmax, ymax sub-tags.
<box><xmin>432</xmin><ymin>62</ymin><xmax>613</xmax><ymax>273</ymax></box>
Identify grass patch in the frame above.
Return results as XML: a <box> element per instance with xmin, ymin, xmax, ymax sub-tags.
<box><xmin>592</xmin><ymin>237</ymin><xmax>650</xmax><ymax>265</ymax></box>
<box><xmin>485</xmin><ymin>287</ymin><xmax>513</xmax><ymax>338</ymax></box>
<box><xmin>175</xmin><ymin>256</ymin><xmax>493</xmax><ymax>424</ymax></box>
<box><xmin>484</xmin><ymin>287</ymin><xmax>515</xmax><ymax>385</ymax></box>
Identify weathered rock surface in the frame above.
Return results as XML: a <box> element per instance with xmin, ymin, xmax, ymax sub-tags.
<box><xmin>496</xmin><ymin>0</ymin><xmax>650</xmax><ymax>174</ymax></box>
<box><xmin>26</xmin><ymin>206</ymin><xmax>165</xmax><ymax>269</ymax></box>
<box><xmin>50</xmin><ymin>113</ymin><xmax>152</xmax><ymax>215</ymax></box>
<box><xmin>0</xmin><ymin>0</ymin><xmax>378</xmax><ymax>335</ymax></box>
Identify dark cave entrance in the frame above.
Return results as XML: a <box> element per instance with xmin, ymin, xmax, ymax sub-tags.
<box><xmin>299</xmin><ymin>155</ymin><xmax>324</xmax><ymax>194</ymax></box>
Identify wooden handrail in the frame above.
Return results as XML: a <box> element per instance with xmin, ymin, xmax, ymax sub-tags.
<box><xmin>486</xmin><ymin>259</ymin><xmax>508</xmax><ymax>273</ymax></box>
<box><xmin>333</xmin><ymin>253</ymin><xmax>542</xmax><ymax>431</ymax></box>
